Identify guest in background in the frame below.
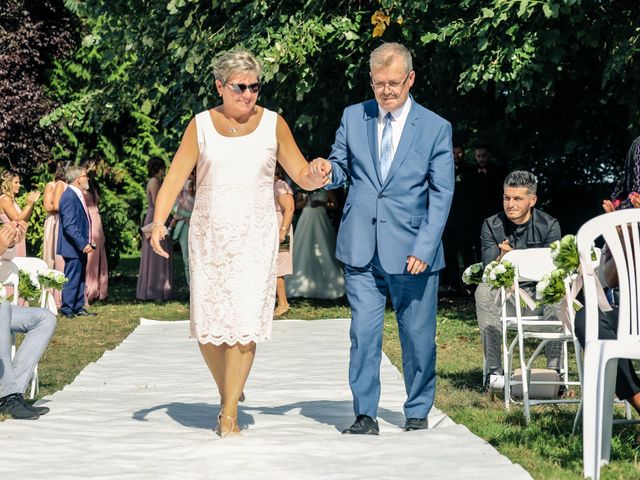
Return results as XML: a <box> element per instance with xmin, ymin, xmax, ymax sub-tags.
<box><xmin>440</xmin><ymin>144</ymin><xmax>474</xmax><ymax>294</ymax></box>
<box><xmin>58</xmin><ymin>165</ymin><xmax>96</xmax><ymax>318</ymax></box>
<box><xmin>169</xmin><ymin>169</ymin><xmax>195</xmax><ymax>287</ymax></box>
<box><xmin>137</xmin><ymin>158</ymin><xmax>173</xmax><ymax>301</ymax></box>
<box><xmin>0</xmin><ymin>170</ymin><xmax>41</xmax><ymax>257</ymax></box>
<box><xmin>83</xmin><ymin>161</ymin><xmax>108</xmax><ymax>304</ymax></box>
<box><xmin>42</xmin><ymin>162</ymin><xmax>67</xmax><ymax>270</ymax></box>
<box><xmin>286</xmin><ymin>189</ymin><xmax>345</xmax><ymax>299</ymax></box>
<box><xmin>475</xmin><ymin>170</ymin><xmax>561</xmax><ymax>389</ymax></box>
<box><xmin>273</xmin><ymin>166</ymin><xmax>294</xmax><ymax>316</ymax></box>
<box><xmin>468</xmin><ymin>145</ymin><xmax>507</xmax><ymax>260</ymax></box>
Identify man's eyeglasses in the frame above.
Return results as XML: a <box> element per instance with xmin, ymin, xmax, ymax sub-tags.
<box><xmin>370</xmin><ymin>73</ymin><xmax>411</xmax><ymax>92</ymax></box>
<box><xmin>226</xmin><ymin>82</ymin><xmax>262</xmax><ymax>94</ymax></box>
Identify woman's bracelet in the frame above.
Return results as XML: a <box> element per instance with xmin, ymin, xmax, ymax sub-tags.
<box><xmin>152</xmin><ymin>222</ymin><xmax>168</xmax><ymax>235</ymax></box>
<box><xmin>280</xmin><ymin>226</ymin><xmax>289</xmax><ymax>231</ymax></box>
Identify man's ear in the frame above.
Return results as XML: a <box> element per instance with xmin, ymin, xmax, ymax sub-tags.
<box><xmin>530</xmin><ymin>194</ymin><xmax>538</xmax><ymax>207</ymax></box>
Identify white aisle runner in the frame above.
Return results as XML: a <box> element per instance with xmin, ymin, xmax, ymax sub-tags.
<box><xmin>0</xmin><ymin>319</ymin><xmax>531</xmax><ymax>479</ymax></box>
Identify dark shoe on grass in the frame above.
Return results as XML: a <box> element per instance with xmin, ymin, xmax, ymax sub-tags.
<box><xmin>0</xmin><ymin>394</ymin><xmax>39</xmax><ymax>420</ymax></box>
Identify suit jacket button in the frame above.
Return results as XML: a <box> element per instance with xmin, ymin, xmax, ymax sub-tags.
<box><xmin>371</xmin><ymin>218</ymin><xmax>377</xmax><ymax>224</ymax></box>
<box><xmin>378</xmin><ymin>193</ymin><xmax>385</xmax><ymax>199</ymax></box>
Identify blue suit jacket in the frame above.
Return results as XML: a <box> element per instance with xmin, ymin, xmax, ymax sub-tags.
<box><xmin>57</xmin><ymin>188</ymin><xmax>89</xmax><ymax>259</ymax></box>
<box><xmin>326</xmin><ymin>97</ymin><xmax>454</xmax><ymax>274</ymax></box>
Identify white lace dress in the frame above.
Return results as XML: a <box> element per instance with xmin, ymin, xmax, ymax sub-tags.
<box><xmin>189</xmin><ymin>108</ymin><xmax>279</xmax><ymax>345</ymax></box>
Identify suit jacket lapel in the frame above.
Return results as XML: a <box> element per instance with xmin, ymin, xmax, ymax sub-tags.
<box><xmin>364</xmin><ymin>101</ymin><xmax>383</xmax><ymax>186</ymax></box>
<box><xmin>382</xmin><ymin>100</ymin><xmax>419</xmax><ymax>188</ymax></box>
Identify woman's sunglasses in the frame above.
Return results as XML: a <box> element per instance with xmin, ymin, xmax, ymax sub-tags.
<box><xmin>225</xmin><ymin>82</ymin><xmax>262</xmax><ymax>94</ymax></box>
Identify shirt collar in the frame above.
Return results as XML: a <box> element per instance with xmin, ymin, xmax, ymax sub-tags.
<box><xmin>378</xmin><ymin>96</ymin><xmax>412</xmax><ymax>123</ymax></box>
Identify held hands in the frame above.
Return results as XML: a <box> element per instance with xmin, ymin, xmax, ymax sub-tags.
<box><xmin>407</xmin><ymin>256</ymin><xmax>428</xmax><ymax>275</ymax></box>
<box><xmin>307</xmin><ymin>158</ymin><xmax>332</xmax><ymax>189</ymax></box>
<box><xmin>150</xmin><ymin>223</ymin><xmax>170</xmax><ymax>258</ymax></box>
<box><xmin>82</xmin><ymin>244</ymin><xmax>93</xmax><ymax>254</ymax></box>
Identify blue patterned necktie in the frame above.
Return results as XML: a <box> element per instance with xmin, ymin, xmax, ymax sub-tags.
<box><xmin>380</xmin><ymin>112</ymin><xmax>393</xmax><ymax>181</ymax></box>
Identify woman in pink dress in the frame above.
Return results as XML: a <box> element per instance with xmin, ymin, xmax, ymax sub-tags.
<box><xmin>42</xmin><ymin>162</ymin><xmax>67</xmax><ymax>306</ymax></box>
<box><xmin>136</xmin><ymin>158</ymin><xmax>173</xmax><ymax>301</ymax></box>
<box><xmin>0</xmin><ymin>170</ymin><xmax>40</xmax><ymax>257</ymax></box>
<box><xmin>273</xmin><ymin>166</ymin><xmax>294</xmax><ymax>316</ymax></box>
<box><xmin>83</xmin><ymin>174</ymin><xmax>108</xmax><ymax>304</ymax></box>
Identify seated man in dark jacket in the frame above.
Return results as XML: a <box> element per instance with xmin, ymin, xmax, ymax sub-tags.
<box><xmin>475</xmin><ymin>170</ymin><xmax>563</xmax><ymax>388</ymax></box>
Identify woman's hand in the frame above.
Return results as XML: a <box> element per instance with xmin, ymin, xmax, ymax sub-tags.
<box><xmin>602</xmin><ymin>200</ymin><xmax>615</xmax><ymax>213</ymax></box>
<box><xmin>26</xmin><ymin>191</ymin><xmax>41</xmax><ymax>205</ymax></box>
<box><xmin>279</xmin><ymin>229</ymin><xmax>287</xmax><ymax>243</ymax></box>
<box><xmin>150</xmin><ymin>224</ymin><xmax>169</xmax><ymax>258</ymax></box>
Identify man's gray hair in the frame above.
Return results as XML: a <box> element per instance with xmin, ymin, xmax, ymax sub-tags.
<box><xmin>213</xmin><ymin>50</ymin><xmax>262</xmax><ymax>84</ymax></box>
<box><xmin>504</xmin><ymin>170</ymin><xmax>538</xmax><ymax>195</ymax></box>
<box><xmin>65</xmin><ymin>165</ymin><xmax>85</xmax><ymax>184</ymax></box>
<box><xmin>370</xmin><ymin>42</ymin><xmax>413</xmax><ymax>73</ymax></box>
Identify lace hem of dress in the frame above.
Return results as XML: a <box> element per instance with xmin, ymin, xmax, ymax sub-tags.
<box><xmin>192</xmin><ymin>333</ymin><xmax>271</xmax><ymax>346</ymax></box>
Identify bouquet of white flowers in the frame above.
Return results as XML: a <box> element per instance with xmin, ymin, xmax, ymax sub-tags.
<box><xmin>536</xmin><ymin>269</ymin><xmax>567</xmax><ymax>306</ymax></box>
<box><xmin>549</xmin><ymin>235</ymin><xmax>580</xmax><ymax>274</ymax></box>
<box><xmin>18</xmin><ymin>270</ymin><xmax>41</xmax><ymax>303</ymax></box>
<box><xmin>37</xmin><ymin>269</ymin><xmax>68</xmax><ymax>291</ymax></box>
<box><xmin>0</xmin><ymin>284</ymin><xmax>7</xmax><ymax>303</ymax></box>
<box><xmin>462</xmin><ymin>262</ymin><xmax>484</xmax><ymax>285</ymax></box>
<box><xmin>482</xmin><ymin>260</ymin><xmax>516</xmax><ymax>290</ymax></box>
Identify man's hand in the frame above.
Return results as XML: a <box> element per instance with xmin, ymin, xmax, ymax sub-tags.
<box><xmin>82</xmin><ymin>244</ymin><xmax>93</xmax><ymax>254</ymax></box>
<box><xmin>497</xmin><ymin>239</ymin><xmax>512</xmax><ymax>260</ymax></box>
<box><xmin>407</xmin><ymin>256</ymin><xmax>428</xmax><ymax>275</ymax></box>
<box><xmin>308</xmin><ymin>158</ymin><xmax>332</xmax><ymax>187</ymax></box>
<box><xmin>0</xmin><ymin>223</ymin><xmax>16</xmax><ymax>253</ymax></box>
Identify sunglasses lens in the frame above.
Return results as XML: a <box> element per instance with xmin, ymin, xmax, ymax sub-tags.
<box><xmin>228</xmin><ymin>82</ymin><xmax>261</xmax><ymax>94</ymax></box>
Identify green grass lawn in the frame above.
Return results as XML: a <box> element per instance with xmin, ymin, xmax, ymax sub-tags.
<box><xmin>7</xmin><ymin>253</ymin><xmax>640</xmax><ymax>479</ymax></box>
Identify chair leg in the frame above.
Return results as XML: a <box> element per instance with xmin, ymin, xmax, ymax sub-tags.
<box><xmin>29</xmin><ymin>365</ymin><xmax>38</xmax><ymax>400</ymax></box>
<box><xmin>573</xmin><ymin>398</ymin><xmax>583</xmax><ymax>435</ymax></box>
<box><xmin>600</xmin><ymin>358</ymin><xmax>618</xmax><ymax>468</ymax></box>
<box><xmin>582</xmin><ymin>344</ymin><xmax>600</xmax><ymax>479</ymax></box>
<box><xmin>517</xmin><ymin>331</ymin><xmax>531</xmax><ymax>424</ymax></box>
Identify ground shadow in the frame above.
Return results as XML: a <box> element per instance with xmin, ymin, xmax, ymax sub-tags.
<box><xmin>133</xmin><ymin>399</ymin><xmax>405</xmax><ymax>432</ymax></box>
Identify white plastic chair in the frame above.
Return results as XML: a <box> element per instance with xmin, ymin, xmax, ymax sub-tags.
<box><xmin>11</xmin><ymin>256</ymin><xmax>59</xmax><ymax>315</ymax></box>
<box><xmin>577</xmin><ymin>209</ymin><xmax>640</xmax><ymax>480</ymax></box>
<box><xmin>500</xmin><ymin>248</ymin><xmax>581</xmax><ymax>423</ymax></box>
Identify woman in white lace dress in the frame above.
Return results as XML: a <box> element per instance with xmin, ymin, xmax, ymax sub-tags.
<box><xmin>149</xmin><ymin>50</ymin><xmax>327</xmax><ymax>437</ymax></box>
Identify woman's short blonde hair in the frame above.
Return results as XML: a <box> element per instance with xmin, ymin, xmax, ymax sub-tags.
<box><xmin>0</xmin><ymin>170</ymin><xmax>18</xmax><ymax>198</ymax></box>
<box><xmin>213</xmin><ymin>50</ymin><xmax>262</xmax><ymax>84</ymax></box>
<box><xmin>370</xmin><ymin>42</ymin><xmax>413</xmax><ymax>73</ymax></box>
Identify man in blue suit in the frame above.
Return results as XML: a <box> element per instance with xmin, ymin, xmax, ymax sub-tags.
<box><xmin>310</xmin><ymin>43</ymin><xmax>454</xmax><ymax>434</ymax></box>
<box><xmin>57</xmin><ymin>165</ymin><xmax>95</xmax><ymax>318</ymax></box>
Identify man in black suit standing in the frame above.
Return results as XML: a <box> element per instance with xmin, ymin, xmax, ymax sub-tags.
<box><xmin>57</xmin><ymin>165</ymin><xmax>96</xmax><ymax>318</ymax></box>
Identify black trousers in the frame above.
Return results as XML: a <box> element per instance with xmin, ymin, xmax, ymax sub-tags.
<box><xmin>574</xmin><ymin>306</ymin><xmax>640</xmax><ymax>400</ymax></box>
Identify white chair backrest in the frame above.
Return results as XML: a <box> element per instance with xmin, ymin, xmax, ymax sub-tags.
<box><xmin>577</xmin><ymin>209</ymin><xmax>640</xmax><ymax>341</ymax></box>
<box><xmin>502</xmin><ymin>248</ymin><xmax>556</xmax><ymax>282</ymax></box>
<box><xmin>0</xmin><ymin>259</ymin><xmax>19</xmax><ymax>305</ymax></box>
<box><xmin>11</xmin><ymin>256</ymin><xmax>50</xmax><ymax>276</ymax></box>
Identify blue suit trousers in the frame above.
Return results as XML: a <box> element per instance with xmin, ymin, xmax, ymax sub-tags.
<box><xmin>345</xmin><ymin>252</ymin><xmax>439</xmax><ymax>419</ymax></box>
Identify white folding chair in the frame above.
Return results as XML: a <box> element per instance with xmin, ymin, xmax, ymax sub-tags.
<box><xmin>11</xmin><ymin>256</ymin><xmax>59</xmax><ymax>315</ymax></box>
<box><xmin>500</xmin><ymin>248</ymin><xmax>581</xmax><ymax>424</ymax></box>
<box><xmin>6</xmin><ymin>256</ymin><xmax>57</xmax><ymax>399</ymax></box>
<box><xmin>577</xmin><ymin>210</ymin><xmax>640</xmax><ymax>480</ymax></box>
